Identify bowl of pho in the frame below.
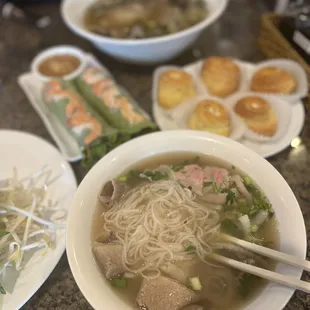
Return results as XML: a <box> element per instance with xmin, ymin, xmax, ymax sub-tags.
<box><xmin>61</xmin><ymin>0</ymin><xmax>228</xmax><ymax>64</ymax></box>
<box><xmin>66</xmin><ymin>130</ymin><xmax>306</xmax><ymax>310</ymax></box>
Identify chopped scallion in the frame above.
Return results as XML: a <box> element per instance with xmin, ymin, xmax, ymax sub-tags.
<box><xmin>0</xmin><ymin>283</ymin><xmax>6</xmax><ymax>294</ymax></box>
<box><xmin>111</xmin><ymin>278</ymin><xmax>127</xmax><ymax>288</ymax></box>
<box><xmin>118</xmin><ymin>176</ymin><xmax>127</xmax><ymax>182</ymax></box>
<box><xmin>189</xmin><ymin>277</ymin><xmax>202</xmax><ymax>291</ymax></box>
<box><xmin>243</xmin><ymin>176</ymin><xmax>252</xmax><ymax>186</ymax></box>
<box><xmin>185</xmin><ymin>245</ymin><xmax>196</xmax><ymax>253</ymax></box>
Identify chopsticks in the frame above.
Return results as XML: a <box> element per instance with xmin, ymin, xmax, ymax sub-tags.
<box><xmin>222</xmin><ymin>234</ymin><xmax>310</xmax><ymax>272</ymax></box>
<box><xmin>211</xmin><ymin>253</ymin><xmax>310</xmax><ymax>294</ymax></box>
<box><xmin>209</xmin><ymin>234</ymin><xmax>310</xmax><ymax>294</ymax></box>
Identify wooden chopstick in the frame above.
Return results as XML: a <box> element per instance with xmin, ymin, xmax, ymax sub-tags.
<box><xmin>210</xmin><ymin>253</ymin><xmax>310</xmax><ymax>294</ymax></box>
<box><xmin>221</xmin><ymin>233</ymin><xmax>310</xmax><ymax>272</ymax></box>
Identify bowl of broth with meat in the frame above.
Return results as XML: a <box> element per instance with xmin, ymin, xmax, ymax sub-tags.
<box><xmin>66</xmin><ymin>130</ymin><xmax>306</xmax><ymax>310</ymax></box>
<box><xmin>61</xmin><ymin>0</ymin><xmax>228</xmax><ymax>64</ymax></box>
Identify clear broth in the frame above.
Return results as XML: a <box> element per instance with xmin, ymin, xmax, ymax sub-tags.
<box><xmin>92</xmin><ymin>152</ymin><xmax>279</xmax><ymax>310</ymax></box>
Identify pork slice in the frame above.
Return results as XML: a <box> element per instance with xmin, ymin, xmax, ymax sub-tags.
<box><xmin>92</xmin><ymin>242</ymin><xmax>125</xmax><ymax>279</ymax></box>
<box><xmin>182</xmin><ymin>305</ymin><xmax>204</xmax><ymax>310</ymax></box>
<box><xmin>137</xmin><ymin>275</ymin><xmax>197</xmax><ymax>310</ymax></box>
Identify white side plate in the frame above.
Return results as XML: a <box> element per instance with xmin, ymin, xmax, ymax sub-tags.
<box><xmin>0</xmin><ymin>130</ymin><xmax>77</xmax><ymax>310</ymax></box>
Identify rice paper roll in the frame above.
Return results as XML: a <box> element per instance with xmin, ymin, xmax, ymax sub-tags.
<box><xmin>42</xmin><ymin>79</ymin><xmax>118</xmax><ymax>148</ymax></box>
<box><xmin>75</xmin><ymin>66</ymin><xmax>157</xmax><ymax>134</ymax></box>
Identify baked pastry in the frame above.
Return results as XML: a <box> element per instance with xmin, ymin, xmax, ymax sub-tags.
<box><xmin>188</xmin><ymin>100</ymin><xmax>231</xmax><ymax>136</ymax></box>
<box><xmin>250</xmin><ymin>67</ymin><xmax>296</xmax><ymax>94</ymax></box>
<box><xmin>158</xmin><ymin>69</ymin><xmax>196</xmax><ymax>109</ymax></box>
<box><xmin>201</xmin><ymin>57</ymin><xmax>240</xmax><ymax>97</ymax></box>
<box><xmin>234</xmin><ymin>96</ymin><xmax>277</xmax><ymax>137</ymax></box>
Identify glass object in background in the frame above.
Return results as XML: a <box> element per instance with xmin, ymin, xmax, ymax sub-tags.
<box><xmin>279</xmin><ymin>1</ymin><xmax>310</xmax><ymax>63</ymax></box>
<box><xmin>2</xmin><ymin>1</ymin><xmax>52</xmax><ymax>28</ymax></box>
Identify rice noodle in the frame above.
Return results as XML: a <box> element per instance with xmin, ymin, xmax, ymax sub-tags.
<box><xmin>103</xmin><ymin>180</ymin><xmax>221</xmax><ymax>278</ymax></box>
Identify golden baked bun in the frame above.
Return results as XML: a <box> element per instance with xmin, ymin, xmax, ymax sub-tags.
<box><xmin>234</xmin><ymin>96</ymin><xmax>277</xmax><ymax>137</ymax></box>
<box><xmin>250</xmin><ymin>67</ymin><xmax>296</xmax><ymax>94</ymax></box>
<box><xmin>201</xmin><ymin>57</ymin><xmax>240</xmax><ymax>97</ymax></box>
<box><xmin>188</xmin><ymin>100</ymin><xmax>231</xmax><ymax>136</ymax></box>
<box><xmin>158</xmin><ymin>69</ymin><xmax>196</xmax><ymax>109</ymax></box>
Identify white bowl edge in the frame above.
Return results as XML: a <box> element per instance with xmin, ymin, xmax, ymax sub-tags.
<box><xmin>66</xmin><ymin>130</ymin><xmax>307</xmax><ymax>310</ymax></box>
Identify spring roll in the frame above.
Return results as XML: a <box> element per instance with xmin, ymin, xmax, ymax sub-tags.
<box><xmin>42</xmin><ymin>79</ymin><xmax>118</xmax><ymax>148</ymax></box>
<box><xmin>75</xmin><ymin>66</ymin><xmax>157</xmax><ymax>134</ymax></box>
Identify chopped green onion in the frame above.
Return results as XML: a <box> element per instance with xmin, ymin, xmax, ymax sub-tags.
<box><xmin>189</xmin><ymin>277</ymin><xmax>202</xmax><ymax>291</ymax></box>
<box><xmin>203</xmin><ymin>181</ymin><xmax>214</xmax><ymax>187</ymax></box>
<box><xmin>111</xmin><ymin>278</ymin><xmax>127</xmax><ymax>288</ymax></box>
<box><xmin>251</xmin><ymin>225</ymin><xmax>258</xmax><ymax>233</ymax></box>
<box><xmin>185</xmin><ymin>245</ymin><xmax>196</xmax><ymax>253</ymax></box>
<box><xmin>224</xmin><ymin>189</ymin><xmax>237</xmax><ymax>210</ymax></box>
<box><xmin>0</xmin><ymin>231</ymin><xmax>9</xmax><ymax>238</ymax></box>
<box><xmin>221</xmin><ymin>219</ymin><xmax>244</xmax><ymax>238</ymax></box>
<box><xmin>238</xmin><ymin>273</ymin><xmax>255</xmax><ymax>298</ymax></box>
<box><xmin>0</xmin><ymin>283</ymin><xmax>6</xmax><ymax>294</ymax></box>
<box><xmin>212</xmin><ymin>182</ymin><xmax>220</xmax><ymax>193</ymax></box>
<box><xmin>118</xmin><ymin>176</ymin><xmax>127</xmax><ymax>182</ymax></box>
<box><xmin>243</xmin><ymin>176</ymin><xmax>252</xmax><ymax>186</ymax></box>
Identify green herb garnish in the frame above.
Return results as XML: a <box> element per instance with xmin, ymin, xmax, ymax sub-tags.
<box><xmin>212</xmin><ymin>182</ymin><xmax>220</xmax><ymax>193</ymax></box>
<box><xmin>0</xmin><ymin>283</ymin><xmax>6</xmax><ymax>294</ymax></box>
<box><xmin>238</xmin><ymin>273</ymin><xmax>256</xmax><ymax>299</ymax></box>
<box><xmin>226</xmin><ymin>189</ymin><xmax>237</xmax><ymax>205</ymax></box>
<box><xmin>0</xmin><ymin>231</ymin><xmax>9</xmax><ymax>238</ymax></box>
<box><xmin>243</xmin><ymin>176</ymin><xmax>252</xmax><ymax>186</ymax></box>
<box><xmin>221</xmin><ymin>219</ymin><xmax>243</xmax><ymax>238</ymax></box>
<box><xmin>203</xmin><ymin>181</ymin><xmax>214</xmax><ymax>187</ymax></box>
<box><xmin>185</xmin><ymin>245</ymin><xmax>196</xmax><ymax>253</ymax></box>
<box><xmin>111</xmin><ymin>278</ymin><xmax>127</xmax><ymax>288</ymax></box>
<box><xmin>246</xmin><ymin>184</ymin><xmax>273</xmax><ymax>214</ymax></box>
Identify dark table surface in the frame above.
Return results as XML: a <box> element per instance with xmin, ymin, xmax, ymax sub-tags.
<box><xmin>1</xmin><ymin>0</ymin><xmax>310</xmax><ymax>309</ymax></box>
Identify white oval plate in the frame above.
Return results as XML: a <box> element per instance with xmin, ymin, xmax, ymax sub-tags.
<box><xmin>154</xmin><ymin>100</ymin><xmax>305</xmax><ymax>158</ymax></box>
<box><xmin>0</xmin><ymin>130</ymin><xmax>77</xmax><ymax>310</ymax></box>
<box><xmin>67</xmin><ymin>131</ymin><xmax>306</xmax><ymax>310</ymax></box>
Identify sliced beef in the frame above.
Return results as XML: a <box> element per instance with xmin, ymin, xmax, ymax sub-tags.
<box><xmin>98</xmin><ymin>179</ymin><xmax>128</xmax><ymax>207</ymax></box>
<box><xmin>160</xmin><ymin>260</ymin><xmax>198</xmax><ymax>286</ymax></box>
<box><xmin>182</xmin><ymin>305</ymin><xmax>204</xmax><ymax>310</ymax></box>
<box><xmin>203</xmin><ymin>166</ymin><xmax>229</xmax><ymax>186</ymax></box>
<box><xmin>175</xmin><ymin>164</ymin><xmax>205</xmax><ymax>195</ymax></box>
<box><xmin>137</xmin><ymin>275</ymin><xmax>197</xmax><ymax>310</ymax></box>
<box><xmin>95</xmin><ymin>231</ymin><xmax>116</xmax><ymax>243</ymax></box>
<box><xmin>92</xmin><ymin>242</ymin><xmax>125</xmax><ymax>279</ymax></box>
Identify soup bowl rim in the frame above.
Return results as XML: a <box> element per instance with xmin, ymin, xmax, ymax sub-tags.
<box><xmin>66</xmin><ymin>130</ymin><xmax>306</xmax><ymax>310</ymax></box>
<box><xmin>61</xmin><ymin>0</ymin><xmax>228</xmax><ymax>45</ymax></box>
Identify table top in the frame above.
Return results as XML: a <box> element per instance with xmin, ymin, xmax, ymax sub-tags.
<box><xmin>1</xmin><ymin>0</ymin><xmax>309</xmax><ymax>309</ymax></box>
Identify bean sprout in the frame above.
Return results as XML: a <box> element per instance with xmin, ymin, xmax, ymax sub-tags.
<box><xmin>0</xmin><ymin>166</ymin><xmax>65</xmax><ymax>294</ymax></box>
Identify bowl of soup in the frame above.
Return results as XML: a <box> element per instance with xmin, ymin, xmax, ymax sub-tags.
<box><xmin>66</xmin><ymin>130</ymin><xmax>306</xmax><ymax>310</ymax></box>
<box><xmin>31</xmin><ymin>45</ymin><xmax>86</xmax><ymax>81</ymax></box>
<box><xmin>61</xmin><ymin>0</ymin><xmax>228</xmax><ymax>64</ymax></box>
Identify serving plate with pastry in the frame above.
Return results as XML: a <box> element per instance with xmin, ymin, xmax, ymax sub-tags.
<box><xmin>170</xmin><ymin>95</ymin><xmax>246</xmax><ymax>140</ymax></box>
<box><xmin>153</xmin><ymin>56</ymin><xmax>306</xmax><ymax>158</ymax></box>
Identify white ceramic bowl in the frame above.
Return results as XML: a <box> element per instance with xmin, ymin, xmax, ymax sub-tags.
<box><xmin>31</xmin><ymin>45</ymin><xmax>87</xmax><ymax>82</ymax></box>
<box><xmin>66</xmin><ymin>130</ymin><xmax>306</xmax><ymax>310</ymax></box>
<box><xmin>61</xmin><ymin>0</ymin><xmax>228</xmax><ymax>64</ymax></box>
